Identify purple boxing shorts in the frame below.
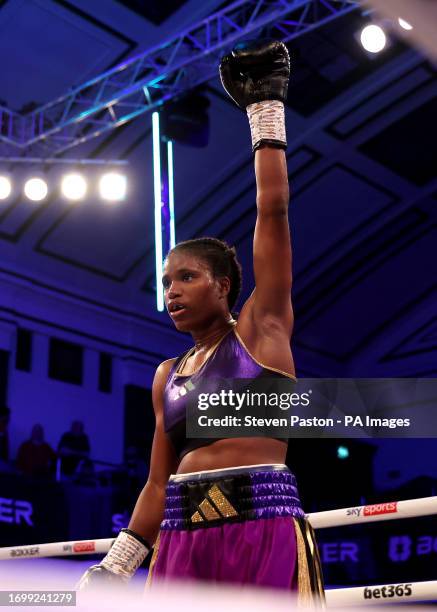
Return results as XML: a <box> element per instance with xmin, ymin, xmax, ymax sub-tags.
<box><xmin>147</xmin><ymin>464</ymin><xmax>324</xmax><ymax>605</ymax></box>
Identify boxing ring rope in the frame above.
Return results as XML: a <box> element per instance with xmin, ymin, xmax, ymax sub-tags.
<box><xmin>306</xmin><ymin>495</ymin><xmax>437</xmax><ymax>528</ymax></box>
<box><xmin>0</xmin><ymin>538</ymin><xmax>115</xmax><ymax>560</ymax></box>
<box><xmin>1</xmin><ymin>495</ymin><xmax>436</xmax><ymax>605</ymax></box>
<box><xmin>326</xmin><ymin>580</ymin><xmax>437</xmax><ymax>606</ymax></box>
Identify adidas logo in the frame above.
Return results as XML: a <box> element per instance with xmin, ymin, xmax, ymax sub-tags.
<box><xmin>191</xmin><ymin>484</ymin><xmax>238</xmax><ymax>523</ymax></box>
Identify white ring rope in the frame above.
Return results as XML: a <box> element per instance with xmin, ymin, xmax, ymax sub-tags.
<box><xmin>0</xmin><ymin>538</ymin><xmax>115</xmax><ymax>560</ymax></box>
<box><xmin>325</xmin><ymin>580</ymin><xmax>437</xmax><ymax>606</ymax></box>
<box><xmin>2</xmin><ymin>495</ymin><xmax>435</xmax><ymax>560</ymax></box>
<box><xmin>0</xmin><ymin>495</ymin><xmax>436</xmax><ymax>604</ymax></box>
<box><xmin>307</xmin><ymin>495</ymin><xmax>437</xmax><ymax>529</ymax></box>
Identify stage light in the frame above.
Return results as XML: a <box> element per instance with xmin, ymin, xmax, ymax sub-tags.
<box><xmin>24</xmin><ymin>177</ymin><xmax>48</xmax><ymax>201</ymax></box>
<box><xmin>99</xmin><ymin>172</ymin><xmax>127</xmax><ymax>201</ymax></box>
<box><xmin>0</xmin><ymin>176</ymin><xmax>12</xmax><ymax>200</ymax></box>
<box><xmin>152</xmin><ymin>111</ymin><xmax>164</xmax><ymax>312</ymax></box>
<box><xmin>167</xmin><ymin>141</ymin><xmax>175</xmax><ymax>248</ymax></box>
<box><xmin>61</xmin><ymin>173</ymin><xmax>87</xmax><ymax>200</ymax></box>
<box><xmin>360</xmin><ymin>24</ymin><xmax>387</xmax><ymax>53</ymax></box>
<box><xmin>398</xmin><ymin>17</ymin><xmax>413</xmax><ymax>31</ymax></box>
<box><xmin>337</xmin><ymin>445</ymin><xmax>350</xmax><ymax>460</ymax></box>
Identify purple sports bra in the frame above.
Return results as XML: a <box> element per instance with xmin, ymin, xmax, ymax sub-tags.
<box><xmin>163</xmin><ymin>325</ymin><xmax>296</xmax><ymax>459</ymax></box>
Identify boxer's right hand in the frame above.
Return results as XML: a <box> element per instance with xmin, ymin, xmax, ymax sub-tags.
<box><xmin>76</xmin><ymin>528</ymin><xmax>151</xmax><ymax>590</ymax></box>
<box><xmin>76</xmin><ymin>564</ymin><xmax>126</xmax><ymax>589</ymax></box>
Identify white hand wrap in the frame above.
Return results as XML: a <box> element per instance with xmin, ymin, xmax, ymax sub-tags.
<box><xmin>101</xmin><ymin>529</ymin><xmax>150</xmax><ymax>580</ymax></box>
<box><xmin>246</xmin><ymin>100</ymin><xmax>286</xmax><ymax>152</ymax></box>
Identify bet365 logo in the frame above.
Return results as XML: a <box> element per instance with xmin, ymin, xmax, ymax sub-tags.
<box><xmin>364</xmin><ymin>584</ymin><xmax>412</xmax><ymax>600</ymax></box>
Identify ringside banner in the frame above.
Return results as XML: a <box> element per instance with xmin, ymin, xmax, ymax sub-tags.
<box><xmin>186</xmin><ymin>378</ymin><xmax>437</xmax><ymax>438</ymax></box>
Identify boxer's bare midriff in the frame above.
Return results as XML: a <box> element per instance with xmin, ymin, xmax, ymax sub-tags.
<box><xmin>177</xmin><ymin>437</ymin><xmax>287</xmax><ymax>474</ymax></box>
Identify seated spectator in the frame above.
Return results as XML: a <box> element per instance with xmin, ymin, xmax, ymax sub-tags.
<box><xmin>17</xmin><ymin>424</ymin><xmax>56</xmax><ymax>477</ymax></box>
<box><xmin>58</xmin><ymin>420</ymin><xmax>90</xmax><ymax>476</ymax></box>
<box><xmin>0</xmin><ymin>406</ymin><xmax>10</xmax><ymax>463</ymax></box>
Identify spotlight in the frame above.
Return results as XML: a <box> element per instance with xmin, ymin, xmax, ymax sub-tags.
<box><xmin>360</xmin><ymin>24</ymin><xmax>387</xmax><ymax>54</ymax></box>
<box><xmin>398</xmin><ymin>17</ymin><xmax>413</xmax><ymax>31</ymax></box>
<box><xmin>0</xmin><ymin>176</ymin><xmax>12</xmax><ymax>200</ymax></box>
<box><xmin>61</xmin><ymin>173</ymin><xmax>87</xmax><ymax>200</ymax></box>
<box><xmin>24</xmin><ymin>177</ymin><xmax>48</xmax><ymax>201</ymax></box>
<box><xmin>99</xmin><ymin>172</ymin><xmax>127</xmax><ymax>202</ymax></box>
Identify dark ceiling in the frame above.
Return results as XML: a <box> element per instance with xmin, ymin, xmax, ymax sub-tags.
<box><xmin>116</xmin><ymin>0</ymin><xmax>187</xmax><ymax>25</ymax></box>
<box><xmin>0</xmin><ymin>0</ymin><xmax>435</xmax><ymax>376</ymax></box>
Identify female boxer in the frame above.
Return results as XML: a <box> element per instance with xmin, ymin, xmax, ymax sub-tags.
<box><xmin>79</xmin><ymin>41</ymin><xmax>324</xmax><ymax>603</ymax></box>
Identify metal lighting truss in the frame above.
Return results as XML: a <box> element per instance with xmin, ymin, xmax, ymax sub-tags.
<box><xmin>0</xmin><ymin>0</ymin><xmax>359</xmax><ymax>157</ymax></box>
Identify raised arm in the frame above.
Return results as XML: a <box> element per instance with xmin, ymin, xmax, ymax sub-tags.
<box><xmin>220</xmin><ymin>40</ymin><xmax>292</xmax><ymax>330</ymax></box>
<box><xmin>252</xmin><ymin>146</ymin><xmax>292</xmax><ymax>326</ymax></box>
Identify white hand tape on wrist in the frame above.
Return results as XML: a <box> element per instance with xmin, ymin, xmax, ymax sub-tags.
<box><xmin>247</xmin><ymin>100</ymin><xmax>286</xmax><ymax>151</ymax></box>
<box><xmin>101</xmin><ymin>530</ymin><xmax>149</xmax><ymax>579</ymax></box>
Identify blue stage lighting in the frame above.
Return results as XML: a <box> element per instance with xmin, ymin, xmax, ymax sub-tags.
<box><xmin>167</xmin><ymin>140</ymin><xmax>175</xmax><ymax>249</ymax></box>
<box><xmin>337</xmin><ymin>445</ymin><xmax>350</xmax><ymax>460</ymax></box>
<box><xmin>152</xmin><ymin>111</ymin><xmax>164</xmax><ymax>312</ymax></box>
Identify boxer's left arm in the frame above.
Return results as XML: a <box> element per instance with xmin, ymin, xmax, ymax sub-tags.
<box><xmin>252</xmin><ymin>146</ymin><xmax>292</xmax><ymax>331</ymax></box>
<box><xmin>220</xmin><ymin>41</ymin><xmax>293</xmax><ymax>331</ymax></box>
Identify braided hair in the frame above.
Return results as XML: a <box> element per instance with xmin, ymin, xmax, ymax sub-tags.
<box><xmin>168</xmin><ymin>237</ymin><xmax>243</xmax><ymax>312</ymax></box>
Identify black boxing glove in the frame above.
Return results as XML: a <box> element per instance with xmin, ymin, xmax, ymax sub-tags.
<box><xmin>76</xmin><ymin>528</ymin><xmax>151</xmax><ymax>590</ymax></box>
<box><xmin>219</xmin><ymin>40</ymin><xmax>290</xmax><ymax>151</ymax></box>
<box><xmin>219</xmin><ymin>40</ymin><xmax>290</xmax><ymax>108</ymax></box>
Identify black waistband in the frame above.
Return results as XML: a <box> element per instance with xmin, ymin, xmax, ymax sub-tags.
<box><xmin>162</xmin><ymin>464</ymin><xmax>303</xmax><ymax>530</ymax></box>
<box><xmin>169</xmin><ymin>463</ymin><xmax>291</xmax><ymax>483</ymax></box>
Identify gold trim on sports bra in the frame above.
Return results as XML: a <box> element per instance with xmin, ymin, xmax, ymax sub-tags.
<box><xmin>174</xmin><ymin>325</ymin><xmax>236</xmax><ymax>377</ymax></box>
<box><xmin>233</xmin><ymin>328</ymin><xmax>297</xmax><ymax>381</ymax></box>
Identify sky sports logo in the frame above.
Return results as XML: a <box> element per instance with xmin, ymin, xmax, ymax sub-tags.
<box><xmin>73</xmin><ymin>542</ymin><xmax>95</xmax><ymax>553</ymax></box>
<box><xmin>346</xmin><ymin>502</ymin><xmax>398</xmax><ymax>517</ymax></box>
<box><xmin>364</xmin><ymin>502</ymin><xmax>398</xmax><ymax>516</ymax></box>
